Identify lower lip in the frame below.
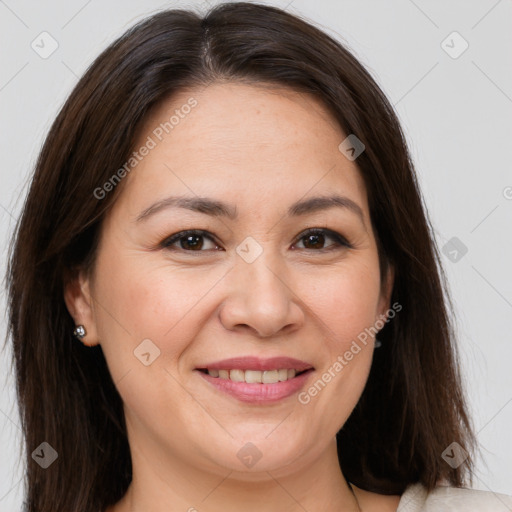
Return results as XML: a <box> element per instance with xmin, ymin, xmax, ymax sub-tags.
<box><xmin>197</xmin><ymin>370</ymin><xmax>314</xmax><ymax>403</ymax></box>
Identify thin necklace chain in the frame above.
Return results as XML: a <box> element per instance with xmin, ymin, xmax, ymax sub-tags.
<box><xmin>349</xmin><ymin>482</ymin><xmax>363</xmax><ymax>512</ymax></box>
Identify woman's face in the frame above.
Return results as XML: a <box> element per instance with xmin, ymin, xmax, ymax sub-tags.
<box><xmin>68</xmin><ymin>82</ymin><xmax>393</xmax><ymax>478</ymax></box>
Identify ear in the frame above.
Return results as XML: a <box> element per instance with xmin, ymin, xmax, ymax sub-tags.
<box><xmin>63</xmin><ymin>267</ymin><xmax>100</xmax><ymax>347</ymax></box>
<box><xmin>376</xmin><ymin>263</ymin><xmax>395</xmax><ymax>322</ymax></box>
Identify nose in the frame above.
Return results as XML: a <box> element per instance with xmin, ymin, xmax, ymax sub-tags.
<box><xmin>219</xmin><ymin>252</ymin><xmax>304</xmax><ymax>338</ymax></box>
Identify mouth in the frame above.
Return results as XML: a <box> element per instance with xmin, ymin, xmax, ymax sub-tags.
<box><xmin>197</xmin><ymin>367</ymin><xmax>312</xmax><ymax>383</ymax></box>
<box><xmin>195</xmin><ymin>356</ymin><xmax>315</xmax><ymax>403</ymax></box>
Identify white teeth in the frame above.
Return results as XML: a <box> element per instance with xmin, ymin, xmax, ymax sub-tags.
<box><xmin>245</xmin><ymin>370</ymin><xmax>262</xmax><ymax>383</ymax></box>
<box><xmin>262</xmin><ymin>370</ymin><xmax>279</xmax><ymax>384</ymax></box>
<box><xmin>230</xmin><ymin>369</ymin><xmax>245</xmax><ymax>382</ymax></box>
<box><xmin>206</xmin><ymin>368</ymin><xmax>306</xmax><ymax>383</ymax></box>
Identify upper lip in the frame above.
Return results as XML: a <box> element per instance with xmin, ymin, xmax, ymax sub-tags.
<box><xmin>196</xmin><ymin>356</ymin><xmax>314</xmax><ymax>372</ymax></box>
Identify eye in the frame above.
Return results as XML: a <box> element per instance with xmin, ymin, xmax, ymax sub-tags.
<box><xmin>160</xmin><ymin>227</ymin><xmax>351</xmax><ymax>254</ymax></box>
<box><xmin>292</xmin><ymin>228</ymin><xmax>351</xmax><ymax>251</ymax></box>
<box><xmin>161</xmin><ymin>230</ymin><xmax>222</xmax><ymax>252</ymax></box>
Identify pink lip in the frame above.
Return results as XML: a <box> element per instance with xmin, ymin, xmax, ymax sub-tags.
<box><xmin>195</xmin><ymin>357</ymin><xmax>315</xmax><ymax>404</ymax></box>
<box><xmin>197</xmin><ymin>369</ymin><xmax>314</xmax><ymax>403</ymax></box>
<box><xmin>196</xmin><ymin>356</ymin><xmax>313</xmax><ymax>372</ymax></box>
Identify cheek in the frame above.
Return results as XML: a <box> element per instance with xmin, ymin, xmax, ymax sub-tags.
<box><xmin>299</xmin><ymin>260</ymin><xmax>382</xmax><ymax>348</ymax></box>
<box><xmin>92</xmin><ymin>250</ymin><xmax>226</xmax><ymax>370</ymax></box>
<box><xmin>292</xmin><ymin>260</ymin><xmax>381</xmax><ymax>425</ymax></box>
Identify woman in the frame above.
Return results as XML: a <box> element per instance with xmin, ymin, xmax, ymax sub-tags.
<box><xmin>6</xmin><ymin>2</ymin><xmax>512</xmax><ymax>511</ymax></box>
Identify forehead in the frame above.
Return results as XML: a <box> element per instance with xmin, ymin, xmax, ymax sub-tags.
<box><xmin>112</xmin><ymin>82</ymin><xmax>369</xmax><ymax>219</ymax></box>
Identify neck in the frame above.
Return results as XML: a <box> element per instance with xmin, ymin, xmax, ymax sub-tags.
<box><xmin>109</xmin><ymin>437</ymin><xmax>361</xmax><ymax>512</ymax></box>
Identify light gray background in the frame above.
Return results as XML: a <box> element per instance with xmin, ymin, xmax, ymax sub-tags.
<box><xmin>1</xmin><ymin>0</ymin><xmax>511</xmax><ymax>509</ymax></box>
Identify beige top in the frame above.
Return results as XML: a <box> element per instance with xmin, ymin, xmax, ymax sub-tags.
<box><xmin>397</xmin><ymin>482</ymin><xmax>512</xmax><ymax>511</ymax></box>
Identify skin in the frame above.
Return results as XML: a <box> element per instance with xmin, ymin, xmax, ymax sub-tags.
<box><xmin>65</xmin><ymin>82</ymin><xmax>400</xmax><ymax>511</ymax></box>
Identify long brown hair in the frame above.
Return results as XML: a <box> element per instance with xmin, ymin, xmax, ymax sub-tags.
<box><xmin>6</xmin><ymin>2</ymin><xmax>477</xmax><ymax>510</ymax></box>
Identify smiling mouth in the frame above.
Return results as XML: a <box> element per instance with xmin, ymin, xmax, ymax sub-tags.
<box><xmin>197</xmin><ymin>368</ymin><xmax>312</xmax><ymax>384</ymax></box>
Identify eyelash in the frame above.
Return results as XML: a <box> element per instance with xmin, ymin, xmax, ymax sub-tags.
<box><xmin>160</xmin><ymin>228</ymin><xmax>352</xmax><ymax>254</ymax></box>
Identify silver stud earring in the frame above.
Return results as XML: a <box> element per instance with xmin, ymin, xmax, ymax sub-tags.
<box><xmin>374</xmin><ymin>338</ymin><xmax>382</xmax><ymax>348</ymax></box>
<box><xmin>73</xmin><ymin>325</ymin><xmax>86</xmax><ymax>340</ymax></box>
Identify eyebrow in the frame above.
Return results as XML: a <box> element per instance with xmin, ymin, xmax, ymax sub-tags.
<box><xmin>135</xmin><ymin>194</ymin><xmax>365</xmax><ymax>225</ymax></box>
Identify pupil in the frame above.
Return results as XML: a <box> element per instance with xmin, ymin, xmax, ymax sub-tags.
<box><xmin>183</xmin><ymin>235</ymin><xmax>202</xmax><ymax>250</ymax></box>
<box><xmin>306</xmin><ymin>233</ymin><xmax>324</xmax><ymax>249</ymax></box>
<box><xmin>179</xmin><ymin>233</ymin><xmax>327</xmax><ymax>251</ymax></box>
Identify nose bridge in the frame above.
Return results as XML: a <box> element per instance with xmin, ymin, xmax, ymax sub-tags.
<box><xmin>235</xmin><ymin>242</ymin><xmax>289</xmax><ymax>306</ymax></box>
<box><xmin>220</xmin><ymin>239</ymin><xmax>302</xmax><ymax>337</ymax></box>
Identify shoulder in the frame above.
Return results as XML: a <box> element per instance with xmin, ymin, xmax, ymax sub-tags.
<box><xmin>398</xmin><ymin>482</ymin><xmax>512</xmax><ymax>511</ymax></box>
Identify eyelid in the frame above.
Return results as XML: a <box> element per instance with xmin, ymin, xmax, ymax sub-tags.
<box><xmin>161</xmin><ymin>229</ymin><xmax>222</xmax><ymax>251</ymax></box>
<box><xmin>160</xmin><ymin>227</ymin><xmax>352</xmax><ymax>252</ymax></box>
<box><xmin>293</xmin><ymin>227</ymin><xmax>351</xmax><ymax>250</ymax></box>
